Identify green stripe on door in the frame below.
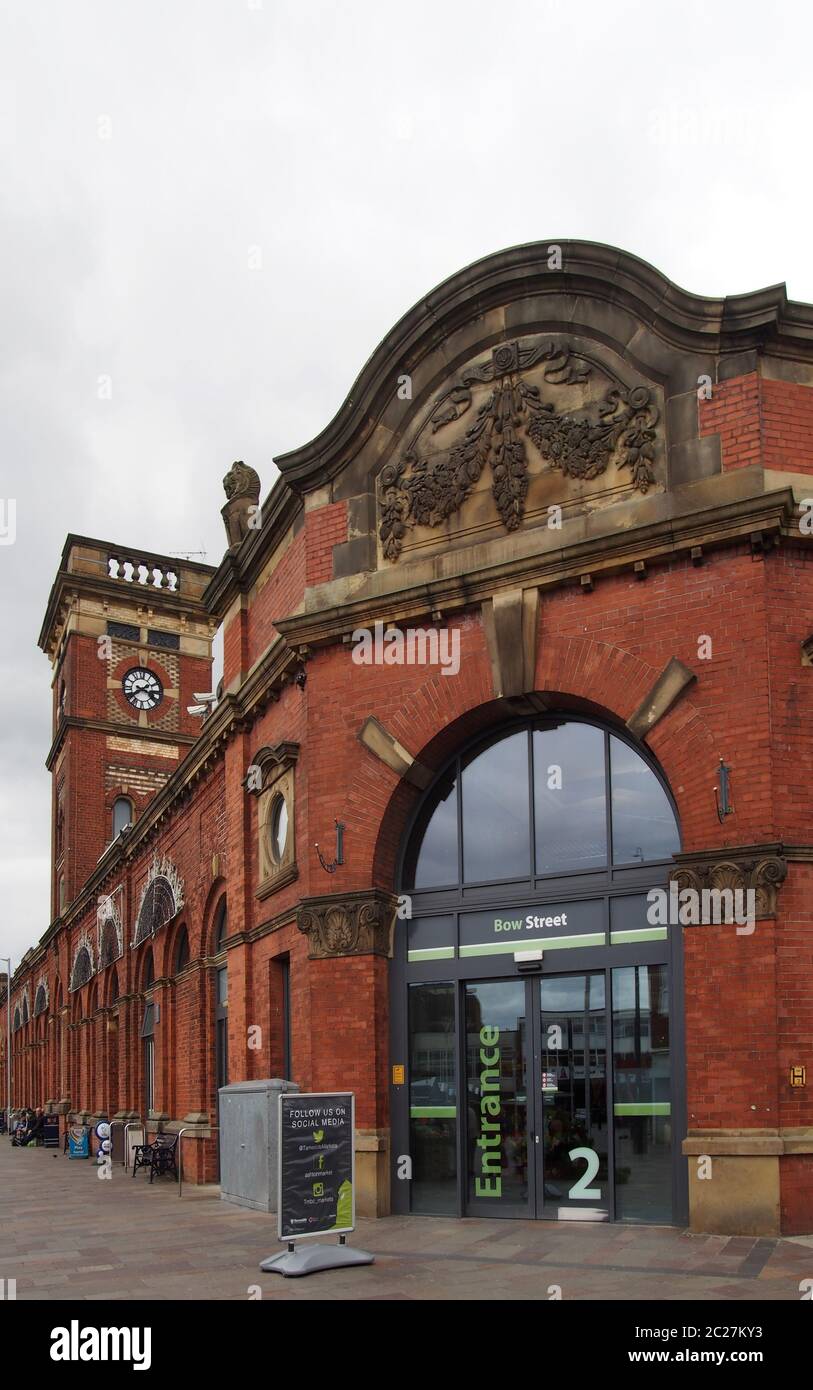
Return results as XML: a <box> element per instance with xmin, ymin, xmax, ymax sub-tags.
<box><xmin>613</xmin><ymin>1102</ymin><xmax>671</xmax><ymax>1116</ymax></box>
<box><xmin>410</xmin><ymin>1106</ymin><xmax>456</xmax><ymax>1118</ymax></box>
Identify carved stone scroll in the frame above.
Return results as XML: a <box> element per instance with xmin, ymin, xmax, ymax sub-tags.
<box><xmin>297</xmin><ymin>889</ymin><xmax>399</xmax><ymax>959</ymax></box>
<box><xmin>668</xmin><ymin>847</ymin><xmax>788</xmax><ymax>919</ymax></box>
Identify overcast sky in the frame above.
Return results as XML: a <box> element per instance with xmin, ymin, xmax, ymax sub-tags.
<box><xmin>1</xmin><ymin>0</ymin><xmax>812</xmax><ymax>966</ymax></box>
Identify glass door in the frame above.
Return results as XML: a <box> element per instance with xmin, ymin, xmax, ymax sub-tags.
<box><xmin>462</xmin><ymin>969</ymin><xmax>669</xmax><ymax>1222</ymax></box>
<box><xmin>535</xmin><ymin>972</ymin><xmax>610</xmax><ymax>1220</ymax></box>
<box><xmin>464</xmin><ymin>979</ymin><xmax>533</xmax><ymax>1215</ymax></box>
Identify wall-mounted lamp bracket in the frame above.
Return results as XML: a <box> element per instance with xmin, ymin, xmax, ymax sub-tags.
<box><xmin>714</xmin><ymin>758</ymin><xmax>733</xmax><ymax>824</ymax></box>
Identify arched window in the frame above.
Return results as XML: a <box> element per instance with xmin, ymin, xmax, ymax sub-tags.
<box><xmin>133</xmin><ymin>857</ymin><xmax>184</xmax><ymax>946</ymax></box>
<box><xmin>213</xmin><ymin>896</ymin><xmax>228</xmax><ymax>953</ymax></box>
<box><xmin>112</xmin><ymin>797</ymin><xmax>133</xmax><ymax>838</ymax></box>
<box><xmin>55</xmin><ymin>785</ymin><xmax>65</xmax><ymax>859</ymax></box>
<box><xmin>174</xmin><ymin>926</ymin><xmax>190</xmax><ymax>973</ymax></box>
<box><xmin>99</xmin><ymin>918</ymin><xmax>121</xmax><ymax>969</ymax></box>
<box><xmin>70</xmin><ymin>945</ymin><xmax>94</xmax><ymax>992</ymax></box>
<box><xmin>403</xmin><ymin>718</ymin><xmax>679</xmax><ymax>890</ymax></box>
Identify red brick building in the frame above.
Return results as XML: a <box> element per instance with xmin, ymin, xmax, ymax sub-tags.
<box><xmin>3</xmin><ymin>241</ymin><xmax>813</xmax><ymax>1234</ymax></box>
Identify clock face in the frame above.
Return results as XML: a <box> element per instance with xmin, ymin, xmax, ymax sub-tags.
<box><xmin>122</xmin><ymin>667</ymin><xmax>163</xmax><ymax>711</ymax></box>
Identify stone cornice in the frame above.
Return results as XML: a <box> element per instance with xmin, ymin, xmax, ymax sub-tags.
<box><xmin>39</xmin><ymin>533</ymin><xmax>216</xmax><ymax>656</ymax></box>
<box><xmin>683</xmin><ymin>1129</ymin><xmax>813</xmax><ymax>1157</ymax></box>
<box><xmin>273</xmin><ymin>485</ymin><xmax>798</xmax><ymax>649</ymax></box>
<box><xmin>31</xmin><ymin>636</ymin><xmax>306</xmax><ymax>955</ymax></box>
<box><xmin>273</xmin><ymin>241</ymin><xmax>813</xmax><ymax>495</ymax></box>
<box><xmin>45</xmin><ymin>716</ymin><xmax>197</xmax><ymax>772</ymax></box>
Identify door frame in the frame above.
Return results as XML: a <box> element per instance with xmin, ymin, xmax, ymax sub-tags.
<box><xmin>462</xmin><ymin>969</ymin><xmax>615</xmax><ymax>1221</ymax></box>
<box><xmin>395</xmin><ymin>942</ymin><xmax>686</xmax><ymax>1224</ymax></box>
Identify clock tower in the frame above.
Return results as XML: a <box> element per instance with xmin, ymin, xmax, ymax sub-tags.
<box><xmin>40</xmin><ymin>536</ymin><xmax>217</xmax><ymax>921</ymax></box>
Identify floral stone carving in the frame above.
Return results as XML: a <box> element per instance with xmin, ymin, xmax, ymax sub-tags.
<box><xmin>379</xmin><ymin>338</ymin><xmax>660</xmax><ymax>560</ymax></box>
<box><xmin>668</xmin><ymin>848</ymin><xmax>788</xmax><ymax>919</ymax></box>
<box><xmin>297</xmin><ymin>890</ymin><xmax>399</xmax><ymax>959</ymax></box>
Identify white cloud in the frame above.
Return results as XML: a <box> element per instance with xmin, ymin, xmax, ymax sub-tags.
<box><xmin>1</xmin><ymin>0</ymin><xmax>812</xmax><ymax>963</ymax></box>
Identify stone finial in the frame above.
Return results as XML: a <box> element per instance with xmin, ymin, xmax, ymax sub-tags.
<box><xmin>221</xmin><ymin>461</ymin><xmax>261</xmax><ymax>547</ymax></box>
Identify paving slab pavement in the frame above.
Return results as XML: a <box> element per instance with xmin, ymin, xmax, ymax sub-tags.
<box><xmin>1</xmin><ymin>1141</ymin><xmax>811</xmax><ymax>1301</ymax></box>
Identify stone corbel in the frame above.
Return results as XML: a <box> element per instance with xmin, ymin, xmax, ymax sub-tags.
<box><xmin>482</xmin><ymin>587</ymin><xmax>539</xmax><ymax>698</ymax></box>
<box><xmin>668</xmin><ymin>844</ymin><xmax>788</xmax><ymax>918</ymax></box>
<box><xmin>297</xmin><ymin>888</ymin><xmax>399</xmax><ymax>960</ymax></box>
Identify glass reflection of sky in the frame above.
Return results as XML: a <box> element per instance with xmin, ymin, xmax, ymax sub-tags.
<box><xmin>413</xmin><ymin>779</ymin><xmax>458</xmax><ymax>887</ymax></box>
<box><xmin>409</xmin><ymin>722</ymin><xmax>680</xmax><ymax>890</ymax></box>
<box><xmin>610</xmin><ymin>737</ymin><xmax>679</xmax><ymax>864</ymax></box>
<box><xmin>462</xmin><ymin>733</ymin><xmax>530</xmax><ymax>881</ymax></box>
<box><xmin>466</xmin><ymin>980</ymin><xmax>525</xmax><ymax>1038</ymax></box>
<box><xmin>534</xmin><ymin>724</ymin><xmax>607</xmax><ymax>873</ymax></box>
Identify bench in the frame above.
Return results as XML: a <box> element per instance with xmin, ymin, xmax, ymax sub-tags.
<box><xmin>132</xmin><ymin>1131</ymin><xmax>179</xmax><ymax>1183</ymax></box>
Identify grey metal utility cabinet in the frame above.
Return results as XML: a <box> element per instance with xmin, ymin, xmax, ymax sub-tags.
<box><xmin>219</xmin><ymin>1078</ymin><xmax>299</xmax><ymax>1213</ymax></box>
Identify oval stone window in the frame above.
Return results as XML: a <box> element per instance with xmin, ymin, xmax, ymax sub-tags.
<box><xmin>270</xmin><ymin>793</ymin><xmax>289</xmax><ymax>863</ymax></box>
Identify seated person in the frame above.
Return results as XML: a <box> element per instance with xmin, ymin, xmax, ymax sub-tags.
<box><xmin>11</xmin><ymin>1109</ymin><xmax>34</xmax><ymax>1146</ymax></box>
<box><xmin>25</xmin><ymin>1108</ymin><xmax>45</xmax><ymax>1146</ymax></box>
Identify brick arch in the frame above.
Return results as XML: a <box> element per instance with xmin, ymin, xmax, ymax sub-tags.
<box><xmin>201</xmin><ymin>878</ymin><xmax>228</xmax><ymax>957</ymax></box>
<box><xmin>134</xmin><ymin>943</ymin><xmax>155</xmax><ymax>994</ymax></box>
<box><xmin>167</xmin><ymin>919</ymin><xmax>190</xmax><ymax>975</ymax></box>
<box><xmin>357</xmin><ymin>632</ymin><xmax>717</xmax><ymax>889</ymax></box>
<box><xmin>104</xmin><ymin>965</ymin><xmax>120</xmax><ymax>1007</ymax></box>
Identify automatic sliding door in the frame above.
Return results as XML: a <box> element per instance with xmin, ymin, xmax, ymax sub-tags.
<box><xmin>464</xmin><ymin>980</ymin><xmax>532</xmax><ymax>1215</ymax></box>
<box><xmin>538</xmin><ymin>973</ymin><xmax>609</xmax><ymax>1220</ymax></box>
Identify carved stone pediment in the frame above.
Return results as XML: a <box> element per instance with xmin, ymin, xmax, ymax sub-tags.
<box><xmin>297</xmin><ymin>889</ymin><xmax>399</xmax><ymax>959</ymax></box>
<box><xmin>378</xmin><ymin>335</ymin><xmax>663</xmax><ymax>562</ymax></box>
<box><xmin>244</xmin><ymin>741</ymin><xmax>299</xmax><ymax>796</ymax></box>
<box><xmin>668</xmin><ymin>845</ymin><xmax>788</xmax><ymax>919</ymax></box>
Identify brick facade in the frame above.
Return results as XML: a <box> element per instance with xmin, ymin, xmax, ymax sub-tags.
<box><xmin>3</xmin><ymin>242</ymin><xmax>813</xmax><ymax>1232</ymax></box>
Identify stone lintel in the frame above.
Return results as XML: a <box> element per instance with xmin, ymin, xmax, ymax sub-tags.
<box><xmin>684</xmin><ymin>1128</ymin><xmax>813</xmax><ymax>1157</ymax></box>
<box><xmin>357</xmin><ymin>715</ymin><xmax>432</xmax><ymax>789</ymax></box>
<box><xmin>626</xmin><ymin>655</ymin><xmax>696</xmax><ymax>739</ymax></box>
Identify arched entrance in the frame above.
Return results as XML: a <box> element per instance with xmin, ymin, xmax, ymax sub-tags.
<box><xmin>390</xmin><ymin>713</ymin><xmax>687</xmax><ymax>1225</ymax></box>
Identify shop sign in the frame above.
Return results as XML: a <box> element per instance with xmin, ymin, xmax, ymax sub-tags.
<box><xmin>460</xmin><ymin>899</ymin><xmax>605</xmax><ymax>957</ymax></box>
